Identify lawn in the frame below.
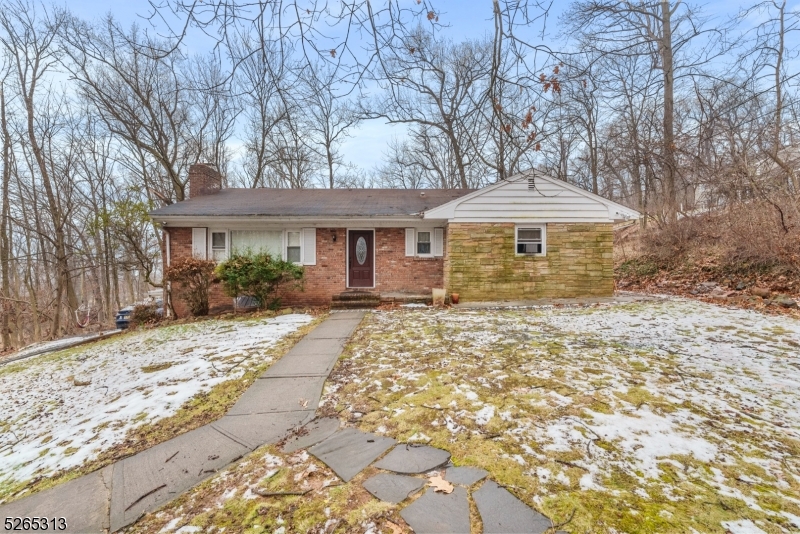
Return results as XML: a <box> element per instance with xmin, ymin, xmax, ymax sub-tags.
<box><xmin>0</xmin><ymin>312</ymin><xmax>316</xmax><ymax>504</ymax></box>
<box><xmin>123</xmin><ymin>298</ymin><xmax>800</xmax><ymax>533</ymax></box>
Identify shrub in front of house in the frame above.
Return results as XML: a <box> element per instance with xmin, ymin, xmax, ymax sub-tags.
<box><xmin>164</xmin><ymin>257</ymin><xmax>217</xmax><ymax>316</ymax></box>
<box><xmin>215</xmin><ymin>251</ymin><xmax>304</xmax><ymax>311</ymax></box>
<box><xmin>129</xmin><ymin>304</ymin><xmax>161</xmax><ymax>328</ymax></box>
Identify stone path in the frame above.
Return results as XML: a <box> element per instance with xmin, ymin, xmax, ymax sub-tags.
<box><xmin>294</xmin><ymin>424</ymin><xmax>559</xmax><ymax>533</ymax></box>
<box><xmin>0</xmin><ymin>311</ymin><xmax>366</xmax><ymax>533</ymax></box>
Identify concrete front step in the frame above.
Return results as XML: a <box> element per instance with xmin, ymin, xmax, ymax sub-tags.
<box><xmin>331</xmin><ymin>292</ymin><xmax>381</xmax><ymax>309</ymax></box>
<box><xmin>332</xmin><ymin>291</ymin><xmax>381</xmax><ymax>302</ymax></box>
<box><xmin>380</xmin><ymin>294</ymin><xmax>432</xmax><ymax>305</ymax></box>
<box><xmin>331</xmin><ymin>300</ymin><xmax>380</xmax><ymax>310</ymax></box>
<box><xmin>332</xmin><ymin>291</ymin><xmax>434</xmax><ymax>309</ymax></box>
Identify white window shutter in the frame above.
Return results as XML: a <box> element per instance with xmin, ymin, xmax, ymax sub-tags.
<box><xmin>405</xmin><ymin>228</ymin><xmax>415</xmax><ymax>257</ymax></box>
<box><xmin>192</xmin><ymin>228</ymin><xmax>207</xmax><ymax>259</ymax></box>
<box><xmin>302</xmin><ymin>228</ymin><xmax>316</xmax><ymax>265</ymax></box>
<box><xmin>433</xmin><ymin>228</ymin><xmax>444</xmax><ymax>257</ymax></box>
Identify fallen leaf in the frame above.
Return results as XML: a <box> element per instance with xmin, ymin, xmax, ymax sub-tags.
<box><xmin>386</xmin><ymin>520</ymin><xmax>404</xmax><ymax>534</ymax></box>
<box><xmin>299</xmin><ymin>398</ymin><xmax>309</xmax><ymax>408</ymax></box>
<box><xmin>427</xmin><ymin>474</ymin><xmax>453</xmax><ymax>494</ymax></box>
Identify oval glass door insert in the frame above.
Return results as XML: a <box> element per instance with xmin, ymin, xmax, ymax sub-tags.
<box><xmin>356</xmin><ymin>236</ymin><xmax>367</xmax><ymax>265</ymax></box>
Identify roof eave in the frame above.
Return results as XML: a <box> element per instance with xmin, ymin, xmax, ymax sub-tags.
<box><xmin>151</xmin><ymin>213</ymin><xmax>442</xmax><ymax>226</ymax></box>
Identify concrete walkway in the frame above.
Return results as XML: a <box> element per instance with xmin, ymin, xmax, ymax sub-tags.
<box><xmin>0</xmin><ymin>311</ymin><xmax>366</xmax><ymax>533</ymax></box>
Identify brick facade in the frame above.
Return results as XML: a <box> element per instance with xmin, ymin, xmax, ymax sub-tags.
<box><xmin>445</xmin><ymin>222</ymin><xmax>614</xmax><ymax>301</ymax></box>
<box><xmin>164</xmin><ymin>226</ymin><xmax>446</xmax><ymax>315</ymax></box>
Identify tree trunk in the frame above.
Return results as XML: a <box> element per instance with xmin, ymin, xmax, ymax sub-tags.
<box><xmin>660</xmin><ymin>0</ymin><xmax>677</xmax><ymax>222</ymax></box>
<box><xmin>326</xmin><ymin>144</ymin><xmax>335</xmax><ymax>189</ymax></box>
<box><xmin>0</xmin><ymin>83</ymin><xmax>12</xmax><ymax>349</ymax></box>
<box><xmin>23</xmin><ymin>83</ymin><xmax>76</xmax><ymax>337</ymax></box>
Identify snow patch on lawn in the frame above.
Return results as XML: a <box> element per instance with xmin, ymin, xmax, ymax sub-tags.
<box><xmin>582</xmin><ymin>407</ymin><xmax>718</xmax><ymax>479</ymax></box>
<box><xmin>720</xmin><ymin>519</ymin><xmax>766</xmax><ymax>533</ymax></box>
<box><xmin>0</xmin><ymin>314</ymin><xmax>311</xmax><ymax>496</ymax></box>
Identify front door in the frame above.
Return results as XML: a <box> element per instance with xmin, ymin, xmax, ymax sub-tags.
<box><xmin>348</xmin><ymin>230</ymin><xmax>374</xmax><ymax>288</ymax></box>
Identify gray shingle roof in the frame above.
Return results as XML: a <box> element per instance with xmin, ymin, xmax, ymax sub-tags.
<box><xmin>149</xmin><ymin>188</ymin><xmax>475</xmax><ymax>218</ymax></box>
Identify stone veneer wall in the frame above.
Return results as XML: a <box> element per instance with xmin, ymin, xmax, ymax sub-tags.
<box><xmin>445</xmin><ymin>222</ymin><xmax>614</xmax><ymax>301</ymax></box>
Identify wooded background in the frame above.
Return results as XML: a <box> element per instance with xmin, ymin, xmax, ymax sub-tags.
<box><xmin>0</xmin><ymin>0</ymin><xmax>797</xmax><ymax>349</ymax></box>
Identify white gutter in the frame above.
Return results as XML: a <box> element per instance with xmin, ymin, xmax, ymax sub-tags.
<box><xmin>154</xmin><ymin>215</ymin><xmax>441</xmax><ymax>228</ymax></box>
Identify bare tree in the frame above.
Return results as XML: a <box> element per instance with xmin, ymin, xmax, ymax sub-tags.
<box><xmin>0</xmin><ymin>1</ymin><xmax>80</xmax><ymax>338</ymax></box>
<box><xmin>369</xmin><ymin>32</ymin><xmax>491</xmax><ymax>188</ymax></box>
<box><xmin>739</xmin><ymin>0</ymin><xmax>800</xmax><ymax>193</ymax></box>
<box><xmin>184</xmin><ymin>53</ymin><xmax>239</xmax><ymax>176</ymax></box>
<box><xmin>564</xmin><ymin>1</ymin><xmax>719</xmax><ymax>221</ymax></box>
<box><xmin>233</xmin><ymin>31</ymin><xmax>291</xmax><ymax>188</ymax></box>
<box><xmin>60</xmin><ymin>15</ymin><xmax>192</xmax><ymax>202</ymax></box>
<box><xmin>300</xmin><ymin>63</ymin><xmax>361</xmax><ymax>189</ymax></box>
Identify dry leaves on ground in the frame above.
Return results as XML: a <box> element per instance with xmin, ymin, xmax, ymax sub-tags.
<box><xmin>427</xmin><ymin>474</ymin><xmax>453</xmax><ymax>494</ymax></box>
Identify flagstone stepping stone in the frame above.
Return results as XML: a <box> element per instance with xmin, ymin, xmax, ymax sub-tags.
<box><xmin>444</xmin><ymin>466</ymin><xmax>488</xmax><ymax>486</ymax></box>
<box><xmin>281</xmin><ymin>417</ymin><xmax>342</xmax><ymax>453</ymax></box>
<box><xmin>362</xmin><ymin>473</ymin><xmax>426</xmax><ymax>504</ymax></box>
<box><xmin>400</xmin><ymin>486</ymin><xmax>471</xmax><ymax>533</ymax></box>
<box><xmin>373</xmin><ymin>444</ymin><xmax>451</xmax><ymax>474</ymax></box>
<box><xmin>308</xmin><ymin>428</ymin><xmax>395</xmax><ymax>482</ymax></box>
<box><xmin>473</xmin><ymin>480</ymin><xmax>551</xmax><ymax>533</ymax></box>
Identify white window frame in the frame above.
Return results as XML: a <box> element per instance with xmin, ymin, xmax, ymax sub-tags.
<box><xmin>284</xmin><ymin>229</ymin><xmax>303</xmax><ymax>265</ymax></box>
<box><xmin>415</xmin><ymin>228</ymin><xmax>434</xmax><ymax>258</ymax></box>
<box><xmin>515</xmin><ymin>225</ymin><xmax>546</xmax><ymax>257</ymax></box>
<box><xmin>209</xmin><ymin>229</ymin><xmax>229</xmax><ymax>262</ymax></box>
<box><xmin>210</xmin><ymin>229</ymin><xmax>310</xmax><ymax>265</ymax></box>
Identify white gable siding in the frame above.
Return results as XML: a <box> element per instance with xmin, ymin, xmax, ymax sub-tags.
<box><xmin>424</xmin><ymin>175</ymin><xmax>638</xmax><ymax>223</ymax></box>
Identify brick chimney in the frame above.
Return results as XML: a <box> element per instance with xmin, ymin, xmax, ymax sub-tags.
<box><xmin>188</xmin><ymin>163</ymin><xmax>222</xmax><ymax>198</ymax></box>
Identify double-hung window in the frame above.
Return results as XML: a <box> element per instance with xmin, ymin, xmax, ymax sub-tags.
<box><xmin>516</xmin><ymin>226</ymin><xmax>545</xmax><ymax>256</ymax></box>
<box><xmin>416</xmin><ymin>231</ymin><xmax>432</xmax><ymax>255</ymax></box>
<box><xmin>286</xmin><ymin>231</ymin><xmax>301</xmax><ymax>263</ymax></box>
<box><xmin>211</xmin><ymin>231</ymin><xmax>227</xmax><ymax>261</ymax></box>
<box><xmin>405</xmin><ymin>228</ymin><xmax>443</xmax><ymax>257</ymax></box>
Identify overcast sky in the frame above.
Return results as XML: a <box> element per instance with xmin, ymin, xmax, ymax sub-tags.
<box><xmin>60</xmin><ymin>0</ymin><xmax>793</xmax><ymax>174</ymax></box>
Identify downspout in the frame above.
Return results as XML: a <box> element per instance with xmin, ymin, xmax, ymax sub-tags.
<box><xmin>164</xmin><ymin>227</ymin><xmax>173</xmax><ymax>319</ymax></box>
<box><xmin>165</xmin><ymin>229</ymin><xmax>171</xmax><ymax>267</ymax></box>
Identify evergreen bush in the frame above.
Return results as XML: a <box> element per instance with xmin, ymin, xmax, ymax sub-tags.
<box><xmin>215</xmin><ymin>251</ymin><xmax>304</xmax><ymax>310</ymax></box>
